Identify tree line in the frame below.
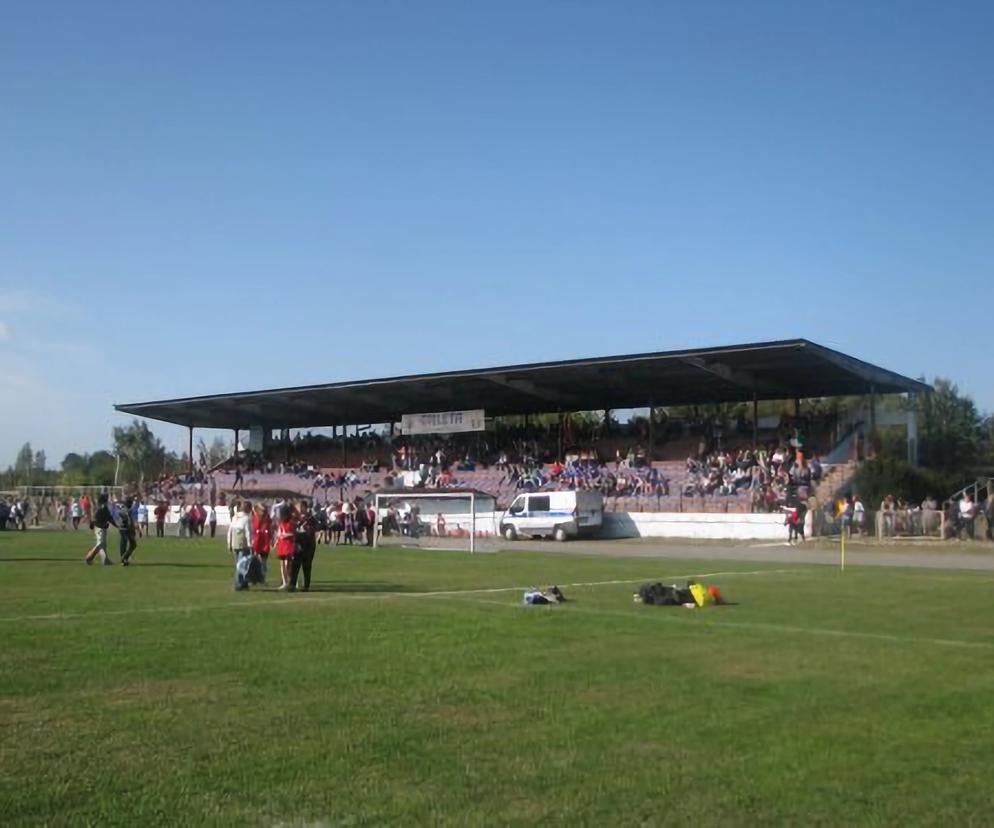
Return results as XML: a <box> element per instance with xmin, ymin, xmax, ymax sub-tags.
<box><xmin>0</xmin><ymin>420</ymin><xmax>231</xmax><ymax>490</ymax></box>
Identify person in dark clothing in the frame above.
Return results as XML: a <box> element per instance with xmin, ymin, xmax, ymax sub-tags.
<box><xmin>154</xmin><ymin>502</ymin><xmax>167</xmax><ymax>537</ymax></box>
<box><xmin>85</xmin><ymin>493</ymin><xmax>118</xmax><ymax>565</ymax></box>
<box><xmin>289</xmin><ymin>501</ymin><xmax>318</xmax><ymax>592</ymax></box>
<box><xmin>118</xmin><ymin>497</ymin><xmax>138</xmax><ymax>566</ymax></box>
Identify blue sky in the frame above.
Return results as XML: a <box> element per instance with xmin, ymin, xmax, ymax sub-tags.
<box><xmin>1</xmin><ymin>1</ymin><xmax>992</xmax><ymax>465</ymax></box>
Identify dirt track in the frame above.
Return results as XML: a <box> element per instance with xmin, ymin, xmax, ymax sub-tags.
<box><xmin>509</xmin><ymin>537</ymin><xmax>994</xmax><ymax>572</ymax></box>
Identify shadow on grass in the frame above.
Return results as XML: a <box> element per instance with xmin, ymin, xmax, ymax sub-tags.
<box><xmin>0</xmin><ymin>557</ymin><xmax>84</xmax><ymax>564</ymax></box>
<box><xmin>263</xmin><ymin>581</ymin><xmax>418</xmax><ymax>594</ymax></box>
<box><xmin>137</xmin><ymin>562</ymin><xmax>230</xmax><ymax>569</ymax></box>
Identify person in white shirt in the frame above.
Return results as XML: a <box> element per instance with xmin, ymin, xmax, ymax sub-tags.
<box><xmin>207</xmin><ymin>504</ymin><xmax>218</xmax><ymax>538</ymax></box>
<box><xmin>227</xmin><ymin>501</ymin><xmax>255</xmax><ymax>590</ymax></box>
<box><xmin>959</xmin><ymin>494</ymin><xmax>976</xmax><ymax>539</ymax></box>
<box><xmin>136</xmin><ymin>500</ymin><xmax>149</xmax><ymax>537</ymax></box>
<box><xmin>852</xmin><ymin>496</ymin><xmax>866</xmax><ymax>536</ymax></box>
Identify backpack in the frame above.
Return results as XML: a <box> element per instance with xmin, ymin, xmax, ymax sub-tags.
<box><xmin>638</xmin><ymin>582</ymin><xmax>682</xmax><ymax>606</ymax></box>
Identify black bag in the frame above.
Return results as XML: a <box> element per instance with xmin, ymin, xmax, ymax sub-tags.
<box><xmin>638</xmin><ymin>582</ymin><xmax>682</xmax><ymax>606</ymax></box>
<box><xmin>246</xmin><ymin>554</ymin><xmax>265</xmax><ymax>585</ymax></box>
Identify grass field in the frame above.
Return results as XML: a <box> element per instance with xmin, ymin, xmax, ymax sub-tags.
<box><xmin>3</xmin><ymin>530</ymin><xmax>994</xmax><ymax>825</ymax></box>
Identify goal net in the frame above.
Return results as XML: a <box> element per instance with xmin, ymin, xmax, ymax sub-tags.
<box><xmin>372</xmin><ymin>490</ymin><xmax>502</xmax><ymax>553</ymax></box>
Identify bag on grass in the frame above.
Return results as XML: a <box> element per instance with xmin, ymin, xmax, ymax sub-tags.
<box><xmin>234</xmin><ymin>552</ymin><xmax>253</xmax><ymax>590</ymax></box>
<box><xmin>247</xmin><ymin>554</ymin><xmax>266</xmax><ymax>585</ymax></box>
<box><xmin>637</xmin><ymin>582</ymin><xmax>682</xmax><ymax>606</ymax></box>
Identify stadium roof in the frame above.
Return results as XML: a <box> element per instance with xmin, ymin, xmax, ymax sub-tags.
<box><xmin>115</xmin><ymin>339</ymin><xmax>930</xmax><ymax>431</ymax></box>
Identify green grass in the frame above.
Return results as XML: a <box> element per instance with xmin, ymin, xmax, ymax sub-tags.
<box><xmin>3</xmin><ymin>530</ymin><xmax>994</xmax><ymax>825</ymax></box>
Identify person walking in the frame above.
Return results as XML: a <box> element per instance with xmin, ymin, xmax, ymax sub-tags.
<box><xmin>85</xmin><ymin>493</ymin><xmax>117</xmax><ymax>565</ymax></box>
<box><xmin>119</xmin><ymin>497</ymin><xmax>139</xmax><ymax>566</ymax></box>
<box><xmin>227</xmin><ymin>501</ymin><xmax>254</xmax><ymax>591</ymax></box>
<box><xmin>289</xmin><ymin>501</ymin><xmax>317</xmax><ymax>592</ymax></box>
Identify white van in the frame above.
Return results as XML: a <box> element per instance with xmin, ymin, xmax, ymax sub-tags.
<box><xmin>499</xmin><ymin>490</ymin><xmax>603</xmax><ymax>542</ymax></box>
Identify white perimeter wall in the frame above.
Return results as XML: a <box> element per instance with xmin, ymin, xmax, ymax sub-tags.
<box><xmin>161</xmin><ymin>506</ymin><xmax>786</xmax><ymax>541</ymax></box>
<box><xmin>600</xmin><ymin>511</ymin><xmax>786</xmax><ymax>541</ymax></box>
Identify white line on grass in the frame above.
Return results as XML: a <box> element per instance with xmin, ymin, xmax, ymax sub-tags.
<box><xmin>435</xmin><ymin>594</ymin><xmax>994</xmax><ymax>651</ymax></box>
<box><xmin>0</xmin><ymin>568</ymin><xmax>798</xmax><ymax>623</ymax></box>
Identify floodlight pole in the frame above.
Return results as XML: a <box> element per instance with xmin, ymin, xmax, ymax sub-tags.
<box><xmin>470</xmin><ymin>491</ymin><xmax>475</xmax><ymax>554</ymax></box>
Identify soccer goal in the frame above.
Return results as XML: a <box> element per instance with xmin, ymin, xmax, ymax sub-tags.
<box><xmin>372</xmin><ymin>490</ymin><xmax>501</xmax><ymax>553</ymax></box>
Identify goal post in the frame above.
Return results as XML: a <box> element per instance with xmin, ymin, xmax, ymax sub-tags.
<box><xmin>372</xmin><ymin>490</ymin><xmax>499</xmax><ymax>553</ymax></box>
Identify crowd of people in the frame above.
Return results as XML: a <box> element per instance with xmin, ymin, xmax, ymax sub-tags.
<box><xmin>681</xmin><ymin>445</ymin><xmax>824</xmax><ymax>513</ymax></box>
<box><xmin>225</xmin><ymin>496</ymin><xmax>378</xmax><ymax>591</ymax></box>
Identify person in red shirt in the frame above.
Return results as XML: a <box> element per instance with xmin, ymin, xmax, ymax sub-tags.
<box><xmin>274</xmin><ymin>504</ymin><xmax>296</xmax><ymax>590</ymax></box>
<box><xmin>251</xmin><ymin>502</ymin><xmax>272</xmax><ymax>582</ymax></box>
<box><xmin>154</xmin><ymin>502</ymin><xmax>168</xmax><ymax>537</ymax></box>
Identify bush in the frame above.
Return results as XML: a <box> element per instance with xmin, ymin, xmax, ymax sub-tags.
<box><xmin>852</xmin><ymin>458</ymin><xmax>963</xmax><ymax>507</ymax></box>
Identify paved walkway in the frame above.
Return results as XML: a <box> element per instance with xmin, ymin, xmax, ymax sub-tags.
<box><xmin>510</xmin><ymin>538</ymin><xmax>994</xmax><ymax>572</ymax></box>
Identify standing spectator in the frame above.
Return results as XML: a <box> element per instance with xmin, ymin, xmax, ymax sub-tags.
<box><xmin>879</xmin><ymin>495</ymin><xmax>896</xmax><ymax>537</ymax></box>
<box><xmin>959</xmin><ymin>493</ymin><xmax>976</xmax><ymax>539</ymax></box>
<box><xmin>84</xmin><ymin>493</ymin><xmax>117</xmax><ymax>565</ymax></box>
<box><xmin>80</xmin><ymin>493</ymin><xmax>92</xmax><ymax>526</ymax></box>
<box><xmin>985</xmin><ymin>491</ymin><xmax>994</xmax><ymax>541</ymax></box>
<box><xmin>207</xmin><ymin>503</ymin><xmax>218</xmax><ymax>538</ymax></box>
<box><xmin>921</xmin><ymin>495</ymin><xmax>939</xmax><ymax>536</ymax></box>
<box><xmin>363</xmin><ymin>501</ymin><xmax>377</xmax><ymax>546</ymax></box>
<box><xmin>290</xmin><ymin>501</ymin><xmax>317</xmax><ymax>592</ymax></box>
<box><xmin>274</xmin><ymin>504</ymin><xmax>296</xmax><ymax>589</ymax></box>
<box><xmin>227</xmin><ymin>501</ymin><xmax>254</xmax><ymax>591</ymax></box>
<box><xmin>852</xmin><ymin>495</ymin><xmax>865</xmax><ymax>536</ymax></box>
<box><xmin>70</xmin><ymin>498</ymin><xmax>83</xmax><ymax>530</ymax></box>
<box><xmin>154</xmin><ymin>501</ymin><xmax>167</xmax><ymax>537</ymax></box>
<box><xmin>251</xmin><ymin>502</ymin><xmax>272</xmax><ymax>581</ymax></box>
<box><xmin>341</xmin><ymin>499</ymin><xmax>356</xmax><ymax>545</ymax></box>
<box><xmin>136</xmin><ymin>499</ymin><xmax>149</xmax><ymax>537</ymax></box>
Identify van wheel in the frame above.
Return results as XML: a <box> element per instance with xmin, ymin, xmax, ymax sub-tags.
<box><xmin>553</xmin><ymin>526</ymin><xmax>568</xmax><ymax>542</ymax></box>
<box><xmin>502</xmin><ymin>525</ymin><xmax>517</xmax><ymax>541</ymax></box>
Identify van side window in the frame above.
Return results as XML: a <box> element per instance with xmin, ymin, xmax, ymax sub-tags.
<box><xmin>528</xmin><ymin>496</ymin><xmax>550</xmax><ymax>512</ymax></box>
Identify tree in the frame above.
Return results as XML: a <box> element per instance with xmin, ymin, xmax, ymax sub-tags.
<box><xmin>87</xmin><ymin>451</ymin><xmax>117</xmax><ymax>486</ymax></box>
<box><xmin>33</xmin><ymin>450</ymin><xmax>46</xmax><ymax>473</ymax></box>
<box><xmin>207</xmin><ymin>436</ymin><xmax>231</xmax><ymax>468</ymax></box>
<box><xmin>917</xmin><ymin>379</ymin><xmax>982</xmax><ymax>473</ymax></box>
<box><xmin>61</xmin><ymin>452</ymin><xmax>88</xmax><ymax>486</ymax></box>
<box><xmin>14</xmin><ymin>442</ymin><xmax>33</xmax><ymax>480</ymax></box>
<box><xmin>112</xmin><ymin>420</ymin><xmax>165</xmax><ymax>485</ymax></box>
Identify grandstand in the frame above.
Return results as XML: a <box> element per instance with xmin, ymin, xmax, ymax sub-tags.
<box><xmin>115</xmin><ymin>339</ymin><xmax>928</xmax><ymax>536</ymax></box>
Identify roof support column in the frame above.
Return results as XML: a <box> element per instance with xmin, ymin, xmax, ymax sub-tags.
<box><xmin>557</xmin><ymin>410</ymin><xmax>564</xmax><ymax>462</ymax></box>
<box><xmin>907</xmin><ymin>395</ymin><xmax>919</xmax><ymax>467</ymax></box>
<box><xmin>752</xmin><ymin>394</ymin><xmax>758</xmax><ymax>449</ymax></box>
<box><xmin>188</xmin><ymin>425</ymin><xmax>194</xmax><ymax>476</ymax></box>
<box><xmin>648</xmin><ymin>401</ymin><xmax>655</xmax><ymax>463</ymax></box>
<box><xmin>234</xmin><ymin>429</ymin><xmax>239</xmax><ymax>461</ymax></box>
